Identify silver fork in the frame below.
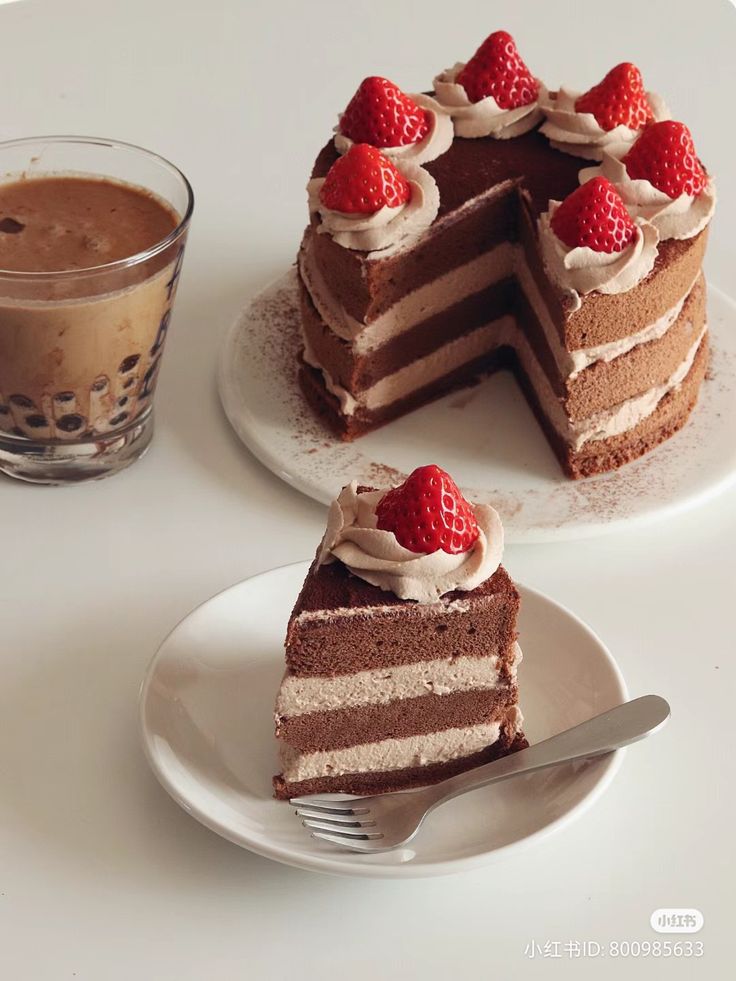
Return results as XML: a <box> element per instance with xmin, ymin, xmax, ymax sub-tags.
<box><xmin>290</xmin><ymin>694</ymin><xmax>670</xmax><ymax>852</ymax></box>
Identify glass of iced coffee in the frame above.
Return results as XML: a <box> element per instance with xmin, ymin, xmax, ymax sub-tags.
<box><xmin>0</xmin><ymin>136</ymin><xmax>193</xmax><ymax>483</ymax></box>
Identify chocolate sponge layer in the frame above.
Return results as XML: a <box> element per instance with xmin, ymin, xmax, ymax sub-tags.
<box><xmin>563</xmin><ymin>277</ymin><xmax>706</xmax><ymax>420</ymax></box>
<box><xmin>278</xmin><ymin>685</ymin><xmax>519</xmax><ymax>753</ymax></box>
<box><xmin>299</xmin><ymin>271</ymin><xmax>518</xmax><ymax>394</ymax></box>
<box><xmin>285</xmin><ymin>559</ymin><xmax>520</xmax><ymax>678</ymax></box>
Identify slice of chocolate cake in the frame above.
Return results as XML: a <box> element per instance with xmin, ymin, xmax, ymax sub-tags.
<box><xmin>273</xmin><ymin>465</ymin><xmax>527</xmax><ymax>799</ymax></box>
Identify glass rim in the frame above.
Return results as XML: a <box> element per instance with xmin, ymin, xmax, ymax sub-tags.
<box><xmin>0</xmin><ymin>134</ymin><xmax>194</xmax><ymax>281</ymax></box>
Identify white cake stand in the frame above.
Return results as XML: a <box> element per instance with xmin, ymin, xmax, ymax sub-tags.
<box><xmin>217</xmin><ymin>268</ymin><xmax>736</xmax><ymax>543</ymax></box>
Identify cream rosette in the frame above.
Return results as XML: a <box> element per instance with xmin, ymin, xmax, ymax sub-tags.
<box><xmin>431</xmin><ymin>63</ymin><xmax>545</xmax><ymax>139</ymax></box>
<box><xmin>539</xmin><ymin>87</ymin><xmax>670</xmax><ymax>160</ymax></box>
<box><xmin>538</xmin><ymin>204</ymin><xmax>660</xmax><ymax>303</ymax></box>
<box><xmin>333</xmin><ymin>94</ymin><xmax>454</xmax><ymax>166</ymax></box>
<box><xmin>578</xmin><ymin>145</ymin><xmax>716</xmax><ymax>241</ymax></box>
<box><xmin>318</xmin><ymin>482</ymin><xmax>503</xmax><ymax>604</ymax></box>
<box><xmin>307</xmin><ymin>164</ymin><xmax>439</xmax><ymax>253</ymax></box>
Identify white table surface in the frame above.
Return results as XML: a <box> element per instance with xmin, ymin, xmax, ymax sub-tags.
<box><xmin>2</xmin><ymin>0</ymin><xmax>734</xmax><ymax>977</ymax></box>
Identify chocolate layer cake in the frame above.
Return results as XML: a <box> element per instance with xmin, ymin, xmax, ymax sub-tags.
<box><xmin>274</xmin><ymin>467</ymin><xmax>526</xmax><ymax>799</ymax></box>
<box><xmin>296</xmin><ymin>43</ymin><xmax>714</xmax><ymax>479</ymax></box>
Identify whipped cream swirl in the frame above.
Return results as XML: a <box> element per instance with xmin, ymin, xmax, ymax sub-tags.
<box><xmin>432</xmin><ymin>64</ymin><xmax>545</xmax><ymax>139</ymax></box>
<box><xmin>307</xmin><ymin>164</ymin><xmax>439</xmax><ymax>254</ymax></box>
<box><xmin>579</xmin><ymin>145</ymin><xmax>716</xmax><ymax>241</ymax></box>
<box><xmin>538</xmin><ymin>204</ymin><xmax>659</xmax><ymax>301</ymax></box>
<box><xmin>539</xmin><ymin>87</ymin><xmax>670</xmax><ymax>160</ymax></box>
<box><xmin>334</xmin><ymin>94</ymin><xmax>454</xmax><ymax>166</ymax></box>
<box><xmin>318</xmin><ymin>481</ymin><xmax>504</xmax><ymax>604</ymax></box>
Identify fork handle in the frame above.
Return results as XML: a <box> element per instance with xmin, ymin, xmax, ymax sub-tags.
<box><xmin>428</xmin><ymin>695</ymin><xmax>670</xmax><ymax>809</ymax></box>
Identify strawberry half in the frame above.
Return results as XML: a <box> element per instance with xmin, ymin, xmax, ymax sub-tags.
<box><xmin>623</xmin><ymin>120</ymin><xmax>707</xmax><ymax>199</ymax></box>
<box><xmin>456</xmin><ymin>30</ymin><xmax>539</xmax><ymax>108</ymax></box>
<box><xmin>376</xmin><ymin>464</ymin><xmax>479</xmax><ymax>555</ymax></box>
<box><xmin>551</xmin><ymin>177</ymin><xmax>636</xmax><ymax>254</ymax></box>
<box><xmin>340</xmin><ymin>76</ymin><xmax>430</xmax><ymax>148</ymax></box>
<box><xmin>319</xmin><ymin>144</ymin><xmax>411</xmax><ymax>215</ymax></box>
<box><xmin>574</xmin><ymin>62</ymin><xmax>653</xmax><ymax>132</ymax></box>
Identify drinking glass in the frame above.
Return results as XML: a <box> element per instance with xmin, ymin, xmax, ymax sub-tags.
<box><xmin>0</xmin><ymin>135</ymin><xmax>194</xmax><ymax>483</ymax></box>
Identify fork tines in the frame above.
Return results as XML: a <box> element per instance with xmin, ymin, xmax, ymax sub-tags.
<box><xmin>289</xmin><ymin>797</ymin><xmax>369</xmax><ymax>815</ymax></box>
<box><xmin>290</xmin><ymin>797</ymin><xmax>382</xmax><ymax>841</ymax></box>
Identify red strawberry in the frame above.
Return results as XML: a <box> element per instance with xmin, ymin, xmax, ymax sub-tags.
<box><xmin>551</xmin><ymin>177</ymin><xmax>636</xmax><ymax>254</ymax></box>
<box><xmin>319</xmin><ymin>144</ymin><xmax>411</xmax><ymax>215</ymax></box>
<box><xmin>376</xmin><ymin>464</ymin><xmax>479</xmax><ymax>555</ymax></box>
<box><xmin>340</xmin><ymin>76</ymin><xmax>430</xmax><ymax>148</ymax></box>
<box><xmin>623</xmin><ymin>120</ymin><xmax>707</xmax><ymax>199</ymax></box>
<box><xmin>456</xmin><ymin>30</ymin><xmax>538</xmax><ymax>108</ymax></box>
<box><xmin>574</xmin><ymin>62</ymin><xmax>653</xmax><ymax>131</ymax></box>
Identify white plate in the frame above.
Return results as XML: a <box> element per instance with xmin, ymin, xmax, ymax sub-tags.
<box><xmin>139</xmin><ymin>561</ymin><xmax>628</xmax><ymax>878</ymax></box>
<box><xmin>218</xmin><ymin>269</ymin><xmax>736</xmax><ymax>543</ymax></box>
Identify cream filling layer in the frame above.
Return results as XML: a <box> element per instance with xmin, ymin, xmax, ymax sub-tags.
<box><xmin>300</xmin><ymin>238</ymin><xmax>698</xmax><ymax>379</ymax></box>
<box><xmin>280</xmin><ymin>707</ymin><xmax>523</xmax><ymax>782</ymax></box>
<box><xmin>303</xmin><ymin>313</ymin><xmax>707</xmax><ymax>450</ymax></box>
<box><xmin>277</xmin><ymin>643</ymin><xmax>521</xmax><ymax>718</ymax></box>
<box><xmin>302</xmin><ymin>314</ymin><xmax>516</xmax><ymax>416</ymax></box>
<box><xmin>299</xmin><ymin>237</ymin><xmax>515</xmax><ymax>351</ymax></box>
<box><xmin>293</xmin><ymin>596</ymin><xmax>474</xmax><ymax>623</ymax></box>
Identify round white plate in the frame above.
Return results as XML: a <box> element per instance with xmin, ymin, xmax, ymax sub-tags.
<box><xmin>218</xmin><ymin>269</ymin><xmax>736</xmax><ymax>543</ymax></box>
<box><xmin>139</xmin><ymin>561</ymin><xmax>628</xmax><ymax>878</ymax></box>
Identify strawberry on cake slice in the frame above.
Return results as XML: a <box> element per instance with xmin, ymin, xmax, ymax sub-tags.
<box><xmin>273</xmin><ymin>465</ymin><xmax>526</xmax><ymax>799</ymax></box>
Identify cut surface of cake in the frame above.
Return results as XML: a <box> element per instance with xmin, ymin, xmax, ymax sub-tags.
<box><xmin>273</xmin><ymin>465</ymin><xmax>527</xmax><ymax>799</ymax></box>
<box><xmin>296</xmin><ymin>35</ymin><xmax>715</xmax><ymax>479</ymax></box>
